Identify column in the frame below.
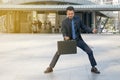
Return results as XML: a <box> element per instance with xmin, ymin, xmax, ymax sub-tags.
<box><xmin>55</xmin><ymin>12</ymin><xmax>57</xmax><ymax>28</ymax></box>
<box><xmin>91</xmin><ymin>12</ymin><xmax>96</xmax><ymax>29</ymax></box>
<box><xmin>86</xmin><ymin>12</ymin><xmax>90</xmax><ymax>27</ymax></box>
<box><xmin>15</xmin><ymin>11</ymin><xmax>20</xmax><ymax>33</ymax></box>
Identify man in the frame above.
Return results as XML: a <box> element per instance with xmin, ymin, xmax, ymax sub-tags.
<box><xmin>44</xmin><ymin>6</ymin><xmax>100</xmax><ymax>74</ymax></box>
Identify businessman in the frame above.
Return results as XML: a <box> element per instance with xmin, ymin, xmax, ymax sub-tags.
<box><xmin>44</xmin><ymin>6</ymin><xmax>100</xmax><ymax>74</ymax></box>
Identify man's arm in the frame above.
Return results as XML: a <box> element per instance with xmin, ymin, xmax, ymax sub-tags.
<box><xmin>61</xmin><ymin>21</ymin><xmax>67</xmax><ymax>36</ymax></box>
<box><xmin>80</xmin><ymin>20</ymin><xmax>97</xmax><ymax>33</ymax></box>
<box><xmin>61</xmin><ymin>21</ymin><xmax>70</xmax><ymax>40</ymax></box>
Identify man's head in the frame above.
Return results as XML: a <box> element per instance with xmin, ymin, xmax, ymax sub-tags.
<box><xmin>66</xmin><ymin>6</ymin><xmax>75</xmax><ymax>19</ymax></box>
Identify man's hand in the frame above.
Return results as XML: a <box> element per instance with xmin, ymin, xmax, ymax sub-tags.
<box><xmin>92</xmin><ymin>29</ymin><xmax>97</xmax><ymax>34</ymax></box>
<box><xmin>64</xmin><ymin>36</ymin><xmax>70</xmax><ymax>40</ymax></box>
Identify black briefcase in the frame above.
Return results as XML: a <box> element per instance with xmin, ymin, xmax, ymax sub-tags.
<box><xmin>57</xmin><ymin>40</ymin><xmax>77</xmax><ymax>55</ymax></box>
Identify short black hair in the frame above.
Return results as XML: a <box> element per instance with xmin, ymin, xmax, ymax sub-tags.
<box><xmin>66</xmin><ymin>6</ymin><xmax>75</xmax><ymax>12</ymax></box>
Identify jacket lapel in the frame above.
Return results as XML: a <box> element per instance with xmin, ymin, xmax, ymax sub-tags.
<box><xmin>73</xmin><ymin>17</ymin><xmax>78</xmax><ymax>31</ymax></box>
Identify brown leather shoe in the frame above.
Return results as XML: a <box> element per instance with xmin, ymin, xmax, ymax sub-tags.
<box><xmin>91</xmin><ymin>67</ymin><xmax>100</xmax><ymax>74</ymax></box>
<box><xmin>44</xmin><ymin>67</ymin><xmax>53</xmax><ymax>73</ymax></box>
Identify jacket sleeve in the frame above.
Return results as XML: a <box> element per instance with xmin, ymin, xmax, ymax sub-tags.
<box><xmin>61</xmin><ymin>20</ymin><xmax>67</xmax><ymax>37</ymax></box>
<box><xmin>79</xmin><ymin>19</ymin><xmax>93</xmax><ymax>33</ymax></box>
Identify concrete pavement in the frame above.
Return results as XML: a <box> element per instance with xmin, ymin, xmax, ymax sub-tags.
<box><xmin>0</xmin><ymin>34</ymin><xmax>120</xmax><ymax>80</ymax></box>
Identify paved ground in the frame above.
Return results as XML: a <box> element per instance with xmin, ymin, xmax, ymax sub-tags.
<box><xmin>0</xmin><ymin>33</ymin><xmax>120</xmax><ymax>80</ymax></box>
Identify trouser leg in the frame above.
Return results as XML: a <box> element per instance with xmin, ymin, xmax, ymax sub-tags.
<box><xmin>77</xmin><ymin>40</ymin><xmax>97</xmax><ymax>67</ymax></box>
<box><xmin>49</xmin><ymin>51</ymin><xmax>60</xmax><ymax>68</ymax></box>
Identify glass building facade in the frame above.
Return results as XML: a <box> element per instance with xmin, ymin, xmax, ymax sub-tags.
<box><xmin>0</xmin><ymin>0</ymin><xmax>119</xmax><ymax>33</ymax></box>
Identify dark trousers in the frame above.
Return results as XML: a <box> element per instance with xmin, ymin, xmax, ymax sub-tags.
<box><xmin>49</xmin><ymin>39</ymin><xmax>97</xmax><ymax>68</ymax></box>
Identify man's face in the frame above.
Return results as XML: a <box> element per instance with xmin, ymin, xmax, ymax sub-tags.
<box><xmin>66</xmin><ymin>10</ymin><xmax>74</xmax><ymax>19</ymax></box>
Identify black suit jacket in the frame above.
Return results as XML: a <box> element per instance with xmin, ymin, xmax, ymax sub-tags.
<box><xmin>61</xmin><ymin>16</ymin><xmax>93</xmax><ymax>40</ymax></box>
